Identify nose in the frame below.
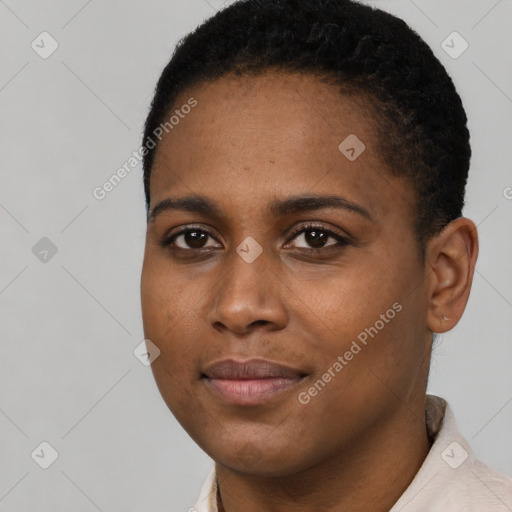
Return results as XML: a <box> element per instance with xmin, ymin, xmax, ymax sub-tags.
<box><xmin>207</xmin><ymin>248</ymin><xmax>288</xmax><ymax>335</ymax></box>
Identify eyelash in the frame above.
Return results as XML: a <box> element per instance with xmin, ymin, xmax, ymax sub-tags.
<box><xmin>285</xmin><ymin>223</ymin><xmax>351</xmax><ymax>252</ymax></box>
<box><xmin>158</xmin><ymin>223</ymin><xmax>352</xmax><ymax>255</ymax></box>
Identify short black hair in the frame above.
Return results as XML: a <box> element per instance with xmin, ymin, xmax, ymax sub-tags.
<box><xmin>142</xmin><ymin>0</ymin><xmax>471</xmax><ymax>249</ymax></box>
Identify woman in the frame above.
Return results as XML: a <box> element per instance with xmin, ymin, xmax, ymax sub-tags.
<box><xmin>139</xmin><ymin>0</ymin><xmax>512</xmax><ymax>510</ymax></box>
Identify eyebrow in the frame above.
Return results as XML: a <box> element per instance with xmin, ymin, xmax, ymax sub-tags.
<box><xmin>149</xmin><ymin>194</ymin><xmax>373</xmax><ymax>222</ymax></box>
<box><xmin>150</xmin><ymin>196</ymin><xmax>221</xmax><ymax>221</ymax></box>
<box><xmin>269</xmin><ymin>194</ymin><xmax>372</xmax><ymax>220</ymax></box>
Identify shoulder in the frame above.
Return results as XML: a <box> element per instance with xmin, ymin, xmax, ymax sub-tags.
<box><xmin>391</xmin><ymin>395</ymin><xmax>512</xmax><ymax>512</ymax></box>
<box><xmin>436</xmin><ymin>458</ymin><xmax>512</xmax><ymax>511</ymax></box>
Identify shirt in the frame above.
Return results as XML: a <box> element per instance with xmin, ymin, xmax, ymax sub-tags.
<box><xmin>191</xmin><ymin>395</ymin><xmax>512</xmax><ymax>511</ymax></box>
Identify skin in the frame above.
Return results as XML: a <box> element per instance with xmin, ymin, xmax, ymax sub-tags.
<box><xmin>140</xmin><ymin>71</ymin><xmax>478</xmax><ymax>512</ymax></box>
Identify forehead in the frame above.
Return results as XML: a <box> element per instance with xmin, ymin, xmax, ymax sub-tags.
<box><xmin>149</xmin><ymin>71</ymin><xmax>412</xmax><ymax>221</ymax></box>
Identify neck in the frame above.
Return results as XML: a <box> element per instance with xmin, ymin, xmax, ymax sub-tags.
<box><xmin>215</xmin><ymin>401</ymin><xmax>431</xmax><ymax>512</ymax></box>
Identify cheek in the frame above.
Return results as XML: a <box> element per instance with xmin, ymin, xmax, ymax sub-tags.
<box><xmin>141</xmin><ymin>256</ymin><xmax>196</xmax><ymax>369</ymax></box>
<box><xmin>141</xmin><ymin>252</ymin><xmax>194</xmax><ymax>333</ymax></box>
<box><xmin>287</xmin><ymin>262</ymin><xmax>402</xmax><ymax>344</ymax></box>
<box><xmin>140</xmin><ymin>260</ymin><xmax>168</xmax><ymax>339</ymax></box>
<box><xmin>141</xmin><ymin>261</ymin><xmax>204</xmax><ymax>422</ymax></box>
<box><xmin>289</xmin><ymin>250</ymin><xmax>423</xmax><ymax>383</ymax></box>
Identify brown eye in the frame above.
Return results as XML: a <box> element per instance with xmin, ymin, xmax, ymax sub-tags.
<box><xmin>179</xmin><ymin>230</ymin><xmax>209</xmax><ymax>249</ymax></box>
<box><xmin>160</xmin><ymin>227</ymin><xmax>222</xmax><ymax>250</ymax></box>
<box><xmin>303</xmin><ymin>229</ymin><xmax>329</xmax><ymax>248</ymax></box>
<box><xmin>289</xmin><ymin>227</ymin><xmax>346</xmax><ymax>250</ymax></box>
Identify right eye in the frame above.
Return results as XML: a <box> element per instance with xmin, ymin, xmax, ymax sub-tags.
<box><xmin>159</xmin><ymin>226</ymin><xmax>222</xmax><ymax>251</ymax></box>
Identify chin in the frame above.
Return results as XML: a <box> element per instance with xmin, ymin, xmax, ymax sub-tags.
<box><xmin>207</xmin><ymin>438</ymin><xmax>316</xmax><ymax>478</ymax></box>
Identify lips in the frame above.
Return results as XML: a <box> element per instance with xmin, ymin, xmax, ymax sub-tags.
<box><xmin>203</xmin><ymin>358</ymin><xmax>306</xmax><ymax>380</ymax></box>
<box><xmin>202</xmin><ymin>358</ymin><xmax>307</xmax><ymax>406</ymax></box>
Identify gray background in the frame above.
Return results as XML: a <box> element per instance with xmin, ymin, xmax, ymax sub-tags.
<box><xmin>1</xmin><ymin>0</ymin><xmax>511</xmax><ymax>511</ymax></box>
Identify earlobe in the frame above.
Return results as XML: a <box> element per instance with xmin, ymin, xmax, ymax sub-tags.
<box><xmin>426</xmin><ymin>218</ymin><xmax>479</xmax><ymax>334</ymax></box>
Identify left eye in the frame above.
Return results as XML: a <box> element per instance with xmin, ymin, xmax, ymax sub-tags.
<box><xmin>288</xmin><ymin>227</ymin><xmax>348</xmax><ymax>250</ymax></box>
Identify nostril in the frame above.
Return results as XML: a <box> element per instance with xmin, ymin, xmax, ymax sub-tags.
<box><xmin>249</xmin><ymin>320</ymin><xmax>270</xmax><ymax>328</ymax></box>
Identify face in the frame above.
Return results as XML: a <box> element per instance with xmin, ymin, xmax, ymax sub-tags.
<box><xmin>140</xmin><ymin>71</ymin><xmax>432</xmax><ymax>476</ymax></box>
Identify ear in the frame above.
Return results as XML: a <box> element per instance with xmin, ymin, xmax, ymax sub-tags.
<box><xmin>425</xmin><ymin>217</ymin><xmax>479</xmax><ymax>333</ymax></box>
